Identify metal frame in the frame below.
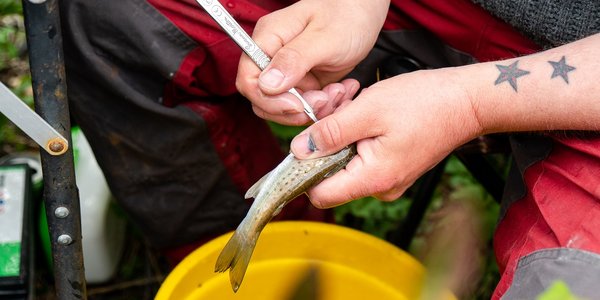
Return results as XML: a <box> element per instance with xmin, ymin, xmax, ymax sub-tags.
<box><xmin>22</xmin><ymin>0</ymin><xmax>87</xmax><ymax>298</ymax></box>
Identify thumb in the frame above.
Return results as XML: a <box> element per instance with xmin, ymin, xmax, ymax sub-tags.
<box><xmin>290</xmin><ymin>101</ymin><xmax>379</xmax><ymax>159</ymax></box>
<box><xmin>257</xmin><ymin>31</ymin><xmax>331</xmax><ymax>95</ymax></box>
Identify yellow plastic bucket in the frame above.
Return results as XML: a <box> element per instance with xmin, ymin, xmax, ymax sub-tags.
<box><xmin>156</xmin><ymin>221</ymin><xmax>451</xmax><ymax>300</ymax></box>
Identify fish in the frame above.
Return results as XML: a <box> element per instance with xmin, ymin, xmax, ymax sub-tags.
<box><xmin>214</xmin><ymin>144</ymin><xmax>357</xmax><ymax>292</ymax></box>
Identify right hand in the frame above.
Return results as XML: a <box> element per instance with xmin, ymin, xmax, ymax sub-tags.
<box><xmin>290</xmin><ymin>68</ymin><xmax>482</xmax><ymax>208</ymax></box>
<box><xmin>236</xmin><ymin>0</ymin><xmax>390</xmax><ymax>125</ymax></box>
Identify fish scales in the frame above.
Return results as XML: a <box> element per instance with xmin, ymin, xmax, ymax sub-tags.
<box><xmin>214</xmin><ymin>145</ymin><xmax>357</xmax><ymax>292</ymax></box>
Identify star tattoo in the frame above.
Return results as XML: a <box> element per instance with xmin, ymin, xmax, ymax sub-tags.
<box><xmin>495</xmin><ymin>61</ymin><xmax>530</xmax><ymax>92</ymax></box>
<box><xmin>548</xmin><ymin>56</ymin><xmax>576</xmax><ymax>84</ymax></box>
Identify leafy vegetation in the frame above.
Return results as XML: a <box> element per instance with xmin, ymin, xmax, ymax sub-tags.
<box><xmin>0</xmin><ymin>0</ymin><xmax>34</xmax><ymax>156</ymax></box>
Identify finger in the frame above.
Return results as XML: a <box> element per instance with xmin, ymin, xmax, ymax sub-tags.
<box><xmin>255</xmin><ymin>25</ymin><xmax>341</xmax><ymax>95</ymax></box>
<box><xmin>300</xmin><ymin>84</ymin><xmax>346</xmax><ymax>120</ymax></box>
<box><xmin>338</xmin><ymin>78</ymin><xmax>361</xmax><ymax>99</ymax></box>
<box><xmin>321</xmin><ymin>79</ymin><xmax>360</xmax><ymax>102</ymax></box>
<box><xmin>251</xmin><ymin>105</ymin><xmax>311</xmax><ymax>126</ymax></box>
<box><xmin>237</xmin><ymin>69</ymin><xmax>305</xmax><ymax>116</ymax></box>
<box><xmin>236</xmin><ymin>5</ymin><xmax>317</xmax><ymax>100</ymax></box>
<box><xmin>306</xmin><ymin>149</ymin><xmax>407</xmax><ymax>208</ymax></box>
<box><xmin>290</xmin><ymin>78</ymin><xmax>359</xmax><ymax>120</ymax></box>
<box><xmin>306</xmin><ymin>154</ymin><xmax>371</xmax><ymax>208</ymax></box>
<box><xmin>300</xmin><ymin>89</ymin><xmax>332</xmax><ymax>118</ymax></box>
<box><xmin>289</xmin><ymin>97</ymin><xmax>384</xmax><ymax>159</ymax></box>
<box><xmin>240</xmin><ymin>7</ymin><xmax>319</xmax><ymax>93</ymax></box>
<box><xmin>318</xmin><ymin>79</ymin><xmax>360</xmax><ymax>116</ymax></box>
<box><xmin>236</xmin><ymin>54</ymin><xmax>263</xmax><ymax>98</ymax></box>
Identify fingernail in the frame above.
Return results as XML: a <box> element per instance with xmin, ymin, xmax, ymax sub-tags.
<box><xmin>259</xmin><ymin>68</ymin><xmax>285</xmax><ymax>89</ymax></box>
<box><xmin>333</xmin><ymin>89</ymin><xmax>343</xmax><ymax>102</ymax></box>
<box><xmin>308</xmin><ymin>134</ymin><xmax>318</xmax><ymax>152</ymax></box>
<box><xmin>291</xmin><ymin>133</ymin><xmax>317</xmax><ymax>157</ymax></box>
<box><xmin>349</xmin><ymin>81</ymin><xmax>360</xmax><ymax>97</ymax></box>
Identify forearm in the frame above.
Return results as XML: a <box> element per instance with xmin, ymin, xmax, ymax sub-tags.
<box><xmin>462</xmin><ymin>33</ymin><xmax>600</xmax><ymax>136</ymax></box>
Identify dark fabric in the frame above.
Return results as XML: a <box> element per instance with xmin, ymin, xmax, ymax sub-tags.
<box><xmin>499</xmin><ymin>134</ymin><xmax>554</xmax><ymax>220</ymax></box>
<box><xmin>471</xmin><ymin>0</ymin><xmax>600</xmax><ymax>48</ymax></box>
<box><xmin>146</xmin><ymin>0</ymin><xmax>296</xmax><ymax>98</ymax></box>
<box><xmin>347</xmin><ymin>30</ymin><xmax>477</xmax><ymax>88</ymax></box>
<box><xmin>59</xmin><ymin>0</ymin><xmax>331</xmax><ymax>251</ymax></box>
<box><xmin>59</xmin><ymin>0</ymin><xmax>253</xmax><ymax>249</ymax></box>
<box><xmin>384</xmin><ymin>0</ymin><xmax>541</xmax><ymax>61</ymax></box>
<box><xmin>145</xmin><ymin>0</ymin><xmax>293</xmax><ymax>194</ymax></box>
<box><xmin>502</xmin><ymin>248</ymin><xmax>600</xmax><ymax>299</ymax></box>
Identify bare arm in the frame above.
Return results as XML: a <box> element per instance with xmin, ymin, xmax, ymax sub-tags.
<box><xmin>469</xmin><ymin>34</ymin><xmax>600</xmax><ymax>134</ymax></box>
<box><xmin>290</xmin><ymin>33</ymin><xmax>600</xmax><ymax>208</ymax></box>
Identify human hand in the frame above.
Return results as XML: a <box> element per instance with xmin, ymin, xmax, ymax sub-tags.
<box><xmin>290</xmin><ymin>69</ymin><xmax>482</xmax><ymax>208</ymax></box>
<box><xmin>236</xmin><ymin>0</ymin><xmax>390</xmax><ymax>125</ymax></box>
<box><xmin>292</xmin><ymin>33</ymin><xmax>600</xmax><ymax>208</ymax></box>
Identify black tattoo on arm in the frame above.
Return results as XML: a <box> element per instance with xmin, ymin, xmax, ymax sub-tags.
<box><xmin>495</xmin><ymin>61</ymin><xmax>530</xmax><ymax>92</ymax></box>
<box><xmin>548</xmin><ymin>56</ymin><xmax>576</xmax><ymax>84</ymax></box>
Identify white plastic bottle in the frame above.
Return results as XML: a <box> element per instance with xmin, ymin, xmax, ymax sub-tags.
<box><xmin>71</xmin><ymin>127</ymin><xmax>126</xmax><ymax>284</ymax></box>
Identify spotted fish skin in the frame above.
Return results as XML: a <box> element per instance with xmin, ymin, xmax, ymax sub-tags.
<box><xmin>214</xmin><ymin>145</ymin><xmax>357</xmax><ymax>292</ymax></box>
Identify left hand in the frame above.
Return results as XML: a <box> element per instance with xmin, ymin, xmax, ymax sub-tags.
<box><xmin>236</xmin><ymin>0</ymin><xmax>389</xmax><ymax>125</ymax></box>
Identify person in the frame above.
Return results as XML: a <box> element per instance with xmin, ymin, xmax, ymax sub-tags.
<box><xmin>235</xmin><ymin>0</ymin><xmax>600</xmax><ymax>299</ymax></box>
<box><xmin>57</xmin><ymin>0</ymin><xmax>333</xmax><ymax>263</ymax></box>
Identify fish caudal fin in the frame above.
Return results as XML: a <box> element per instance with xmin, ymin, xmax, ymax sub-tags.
<box><xmin>214</xmin><ymin>231</ymin><xmax>257</xmax><ymax>292</ymax></box>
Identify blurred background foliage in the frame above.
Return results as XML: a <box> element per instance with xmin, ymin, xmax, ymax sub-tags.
<box><xmin>1</xmin><ymin>0</ymin><xmax>505</xmax><ymax>298</ymax></box>
<box><xmin>0</xmin><ymin>0</ymin><xmax>34</xmax><ymax>156</ymax></box>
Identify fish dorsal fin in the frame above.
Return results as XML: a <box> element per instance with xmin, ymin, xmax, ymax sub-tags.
<box><xmin>273</xmin><ymin>203</ymin><xmax>285</xmax><ymax>217</ymax></box>
<box><xmin>244</xmin><ymin>170</ymin><xmax>273</xmax><ymax>199</ymax></box>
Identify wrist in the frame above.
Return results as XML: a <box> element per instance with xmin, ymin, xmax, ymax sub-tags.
<box><xmin>443</xmin><ymin>67</ymin><xmax>487</xmax><ymax>142</ymax></box>
<box><xmin>457</xmin><ymin>60</ymin><xmax>526</xmax><ymax>136</ymax></box>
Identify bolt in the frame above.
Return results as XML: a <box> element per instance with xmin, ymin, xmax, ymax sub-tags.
<box><xmin>49</xmin><ymin>141</ymin><xmax>64</xmax><ymax>153</ymax></box>
<box><xmin>46</xmin><ymin>138</ymin><xmax>68</xmax><ymax>155</ymax></box>
<box><xmin>54</xmin><ymin>207</ymin><xmax>69</xmax><ymax>218</ymax></box>
<box><xmin>57</xmin><ymin>234</ymin><xmax>72</xmax><ymax>245</ymax></box>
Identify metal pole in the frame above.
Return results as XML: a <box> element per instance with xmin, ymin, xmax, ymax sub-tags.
<box><xmin>21</xmin><ymin>0</ymin><xmax>87</xmax><ymax>298</ymax></box>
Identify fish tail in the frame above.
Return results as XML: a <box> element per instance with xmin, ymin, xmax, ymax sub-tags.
<box><xmin>214</xmin><ymin>230</ymin><xmax>257</xmax><ymax>292</ymax></box>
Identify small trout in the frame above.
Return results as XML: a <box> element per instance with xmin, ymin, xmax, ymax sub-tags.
<box><xmin>214</xmin><ymin>145</ymin><xmax>357</xmax><ymax>292</ymax></box>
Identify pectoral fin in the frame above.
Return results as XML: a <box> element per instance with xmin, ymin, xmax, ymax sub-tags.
<box><xmin>244</xmin><ymin>170</ymin><xmax>273</xmax><ymax>199</ymax></box>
